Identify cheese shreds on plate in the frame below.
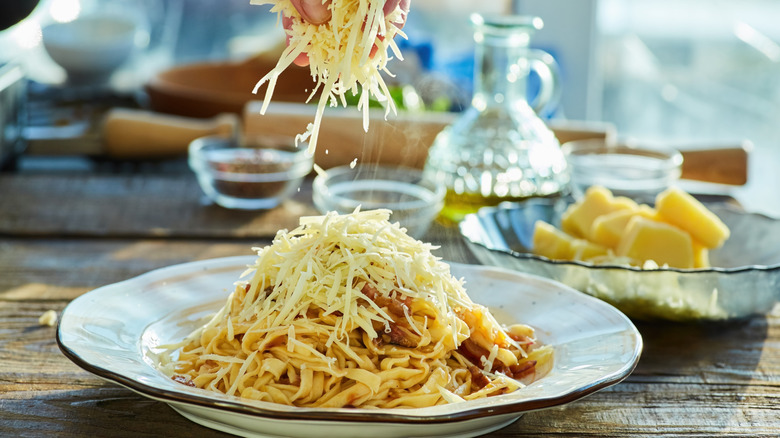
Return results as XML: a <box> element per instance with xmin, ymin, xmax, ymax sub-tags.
<box><xmin>240</xmin><ymin>209</ymin><xmax>473</xmax><ymax>351</ymax></box>
<box><xmin>250</xmin><ymin>0</ymin><xmax>407</xmax><ymax>155</ymax></box>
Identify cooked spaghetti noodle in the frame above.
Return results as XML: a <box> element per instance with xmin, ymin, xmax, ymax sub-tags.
<box><xmin>160</xmin><ymin>209</ymin><xmax>552</xmax><ymax>408</ymax></box>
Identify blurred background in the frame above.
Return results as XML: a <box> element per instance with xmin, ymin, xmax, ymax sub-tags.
<box><xmin>1</xmin><ymin>0</ymin><xmax>779</xmax><ymax>214</ymax></box>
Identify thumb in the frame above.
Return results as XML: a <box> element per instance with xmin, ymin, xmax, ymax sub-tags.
<box><xmin>289</xmin><ymin>0</ymin><xmax>332</xmax><ymax>25</ymax></box>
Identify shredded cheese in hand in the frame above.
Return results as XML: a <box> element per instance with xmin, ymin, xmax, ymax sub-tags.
<box><xmin>250</xmin><ymin>0</ymin><xmax>406</xmax><ymax>155</ymax></box>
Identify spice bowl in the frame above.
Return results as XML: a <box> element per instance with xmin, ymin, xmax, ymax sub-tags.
<box><xmin>312</xmin><ymin>165</ymin><xmax>445</xmax><ymax>238</ymax></box>
<box><xmin>562</xmin><ymin>139</ymin><xmax>683</xmax><ymax>202</ymax></box>
<box><xmin>188</xmin><ymin>135</ymin><xmax>313</xmax><ymax>210</ymax></box>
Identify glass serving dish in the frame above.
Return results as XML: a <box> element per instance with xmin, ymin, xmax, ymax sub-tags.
<box><xmin>460</xmin><ymin>198</ymin><xmax>780</xmax><ymax>322</ymax></box>
<box><xmin>189</xmin><ymin>135</ymin><xmax>313</xmax><ymax>210</ymax></box>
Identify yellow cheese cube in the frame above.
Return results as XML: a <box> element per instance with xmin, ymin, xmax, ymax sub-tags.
<box><xmin>570</xmin><ymin>239</ymin><xmax>611</xmax><ymax>261</ymax></box>
<box><xmin>616</xmin><ymin>216</ymin><xmax>694</xmax><ymax>269</ymax></box>
<box><xmin>590</xmin><ymin>205</ymin><xmax>658</xmax><ymax>249</ymax></box>
<box><xmin>532</xmin><ymin>220</ymin><xmax>575</xmax><ymax>260</ymax></box>
<box><xmin>590</xmin><ymin>209</ymin><xmax>635</xmax><ymax>249</ymax></box>
<box><xmin>613</xmin><ymin>196</ymin><xmax>642</xmax><ymax>211</ymax></box>
<box><xmin>561</xmin><ymin>186</ymin><xmax>639</xmax><ymax>238</ymax></box>
<box><xmin>655</xmin><ymin>186</ymin><xmax>730</xmax><ymax>249</ymax></box>
<box><xmin>693</xmin><ymin>241</ymin><xmax>710</xmax><ymax>269</ymax></box>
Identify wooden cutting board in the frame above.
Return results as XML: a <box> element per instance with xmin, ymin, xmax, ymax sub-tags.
<box><xmin>242</xmin><ymin>102</ymin><xmax>616</xmax><ymax>169</ymax></box>
<box><xmin>29</xmin><ymin>101</ymin><xmax>747</xmax><ymax>185</ymax></box>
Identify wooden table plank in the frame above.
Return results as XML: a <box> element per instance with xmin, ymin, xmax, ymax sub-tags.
<box><xmin>2</xmin><ymin>166</ymin><xmax>779</xmax><ymax>437</ymax></box>
<box><xmin>0</xmin><ymin>173</ymin><xmax>318</xmax><ymax>238</ymax></box>
<box><xmin>1</xmin><ymin>388</ymin><xmax>233</xmax><ymax>437</ymax></box>
<box><xmin>2</xmin><ymin>236</ymin><xmax>779</xmax><ymax>436</ymax></box>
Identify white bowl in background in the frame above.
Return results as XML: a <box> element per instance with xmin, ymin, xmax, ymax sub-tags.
<box><xmin>41</xmin><ymin>15</ymin><xmax>138</xmax><ymax>83</ymax></box>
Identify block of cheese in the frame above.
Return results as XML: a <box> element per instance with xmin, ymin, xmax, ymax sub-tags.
<box><xmin>532</xmin><ymin>220</ymin><xmax>575</xmax><ymax>260</ymax></box>
<box><xmin>561</xmin><ymin>186</ymin><xmax>639</xmax><ymax>239</ymax></box>
<box><xmin>590</xmin><ymin>205</ymin><xmax>658</xmax><ymax>249</ymax></box>
<box><xmin>570</xmin><ymin>239</ymin><xmax>611</xmax><ymax>261</ymax></box>
<box><xmin>692</xmin><ymin>241</ymin><xmax>710</xmax><ymax>269</ymax></box>
<box><xmin>533</xmin><ymin>220</ymin><xmax>611</xmax><ymax>262</ymax></box>
<box><xmin>616</xmin><ymin>216</ymin><xmax>694</xmax><ymax>269</ymax></box>
<box><xmin>655</xmin><ymin>186</ymin><xmax>730</xmax><ymax>249</ymax></box>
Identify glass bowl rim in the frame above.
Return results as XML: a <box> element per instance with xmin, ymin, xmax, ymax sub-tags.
<box><xmin>561</xmin><ymin>139</ymin><xmax>684</xmax><ymax>172</ymax></box>
<box><xmin>312</xmin><ymin>164</ymin><xmax>445</xmax><ymax>212</ymax></box>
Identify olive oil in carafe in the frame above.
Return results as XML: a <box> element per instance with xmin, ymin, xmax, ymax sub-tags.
<box><xmin>422</xmin><ymin>14</ymin><xmax>570</xmax><ymax>223</ymax></box>
<box><xmin>439</xmin><ymin>189</ymin><xmax>564</xmax><ymax>224</ymax></box>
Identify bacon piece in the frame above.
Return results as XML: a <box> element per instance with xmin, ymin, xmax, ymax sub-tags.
<box><xmin>508</xmin><ymin>360</ymin><xmax>537</xmax><ymax>379</ymax></box>
<box><xmin>361</xmin><ymin>283</ymin><xmax>420</xmax><ymax>347</ymax></box>
<box><xmin>385</xmin><ymin>323</ymin><xmax>419</xmax><ymax>348</ymax></box>
<box><xmin>457</xmin><ymin>338</ymin><xmax>490</xmax><ymax>366</ymax></box>
<box><xmin>172</xmin><ymin>375</ymin><xmax>196</xmax><ymax>387</ymax></box>
<box><xmin>468</xmin><ymin>366</ymin><xmax>491</xmax><ymax>389</ymax></box>
<box><xmin>361</xmin><ymin>283</ymin><xmax>412</xmax><ymax>318</ymax></box>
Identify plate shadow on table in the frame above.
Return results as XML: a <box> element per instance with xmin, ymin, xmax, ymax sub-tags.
<box><xmin>632</xmin><ymin>315</ymin><xmax>770</xmax><ymax>379</ymax></box>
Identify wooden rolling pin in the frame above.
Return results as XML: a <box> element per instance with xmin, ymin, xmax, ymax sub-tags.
<box><xmin>241</xmin><ymin>102</ymin><xmax>617</xmax><ymax>170</ymax></box>
<box><xmin>25</xmin><ymin>108</ymin><xmax>240</xmax><ymax>158</ymax></box>
<box><xmin>680</xmin><ymin>143</ymin><xmax>750</xmax><ymax>185</ymax></box>
<box><xmin>242</xmin><ymin>102</ymin><xmax>749</xmax><ymax>185</ymax></box>
<box><xmin>103</xmin><ymin>108</ymin><xmax>240</xmax><ymax>158</ymax></box>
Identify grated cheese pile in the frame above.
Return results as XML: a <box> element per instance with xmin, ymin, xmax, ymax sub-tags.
<box><xmin>218</xmin><ymin>209</ymin><xmax>473</xmax><ymax>351</ymax></box>
<box><xmin>250</xmin><ymin>0</ymin><xmax>406</xmax><ymax>155</ymax></box>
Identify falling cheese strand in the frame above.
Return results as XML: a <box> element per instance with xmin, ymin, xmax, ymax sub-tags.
<box><xmin>250</xmin><ymin>0</ymin><xmax>406</xmax><ymax>155</ymax></box>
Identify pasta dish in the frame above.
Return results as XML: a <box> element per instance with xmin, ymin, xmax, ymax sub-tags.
<box><xmin>249</xmin><ymin>0</ymin><xmax>407</xmax><ymax>155</ymax></box>
<box><xmin>159</xmin><ymin>209</ymin><xmax>552</xmax><ymax>408</ymax></box>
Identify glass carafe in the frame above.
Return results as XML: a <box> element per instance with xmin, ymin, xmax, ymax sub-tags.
<box><xmin>423</xmin><ymin>14</ymin><xmax>570</xmax><ymax>222</ymax></box>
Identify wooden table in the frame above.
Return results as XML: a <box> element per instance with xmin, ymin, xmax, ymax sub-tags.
<box><xmin>1</xmin><ymin>157</ymin><xmax>779</xmax><ymax>437</ymax></box>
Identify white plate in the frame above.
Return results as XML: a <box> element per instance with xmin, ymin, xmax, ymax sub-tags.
<box><xmin>57</xmin><ymin>256</ymin><xmax>642</xmax><ymax>438</ymax></box>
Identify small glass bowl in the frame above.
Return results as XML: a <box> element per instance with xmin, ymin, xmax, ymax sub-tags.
<box><xmin>188</xmin><ymin>135</ymin><xmax>313</xmax><ymax>210</ymax></box>
<box><xmin>312</xmin><ymin>165</ymin><xmax>445</xmax><ymax>238</ymax></box>
<box><xmin>562</xmin><ymin>140</ymin><xmax>683</xmax><ymax>202</ymax></box>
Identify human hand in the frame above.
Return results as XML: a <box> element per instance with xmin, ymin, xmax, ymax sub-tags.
<box><xmin>290</xmin><ymin>0</ymin><xmax>409</xmax><ymax>25</ymax></box>
<box><xmin>285</xmin><ymin>0</ymin><xmax>411</xmax><ymax>66</ymax></box>
<box><xmin>289</xmin><ymin>0</ymin><xmax>332</xmax><ymax>25</ymax></box>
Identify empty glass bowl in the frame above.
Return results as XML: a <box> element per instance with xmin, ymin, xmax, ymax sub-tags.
<box><xmin>312</xmin><ymin>165</ymin><xmax>445</xmax><ymax>238</ymax></box>
<box><xmin>188</xmin><ymin>135</ymin><xmax>313</xmax><ymax>210</ymax></box>
<box><xmin>562</xmin><ymin>140</ymin><xmax>683</xmax><ymax>202</ymax></box>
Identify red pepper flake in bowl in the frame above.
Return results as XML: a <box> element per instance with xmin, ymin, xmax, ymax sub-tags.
<box><xmin>189</xmin><ymin>136</ymin><xmax>313</xmax><ymax>210</ymax></box>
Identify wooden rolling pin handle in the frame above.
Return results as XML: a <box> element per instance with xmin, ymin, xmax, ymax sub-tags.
<box><xmin>680</xmin><ymin>142</ymin><xmax>750</xmax><ymax>186</ymax></box>
<box><xmin>102</xmin><ymin>108</ymin><xmax>240</xmax><ymax>159</ymax></box>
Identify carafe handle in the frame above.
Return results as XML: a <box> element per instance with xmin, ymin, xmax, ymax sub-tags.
<box><xmin>526</xmin><ymin>49</ymin><xmax>562</xmax><ymax>118</ymax></box>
